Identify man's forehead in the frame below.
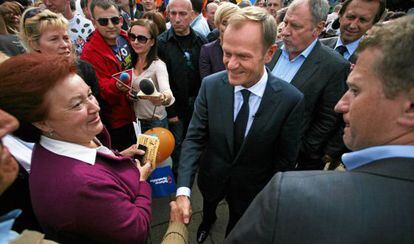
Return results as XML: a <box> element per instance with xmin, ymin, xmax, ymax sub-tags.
<box><xmin>344</xmin><ymin>0</ymin><xmax>379</xmax><ymax>18</ymax></box>
<box><xmin>169</xmin><ymin>0</ymin><xmax>192</xmax><ymax>11</ymax></box>
<box><xmin>94</xmin><ymin>6</ymin><xmax>118</xmax><ymax>16</ymax></box>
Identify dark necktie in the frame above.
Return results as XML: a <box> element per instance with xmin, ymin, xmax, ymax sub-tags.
<box><xmin>336</xmin><ymin>45</ymin><xmax>348</xmax><ymax>56</ymax></box>
<box><xmin>234</xmin><ymin>89</ymin><xmax>251</xmax><ymax>153</ymax></box>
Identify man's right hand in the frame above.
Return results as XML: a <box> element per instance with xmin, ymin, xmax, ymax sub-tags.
<box><xmin>176</xmin><ymin>195</ymin><xmax>192</xmax><ymax>224</ymax></box>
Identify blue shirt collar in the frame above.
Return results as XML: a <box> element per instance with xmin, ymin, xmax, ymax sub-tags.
<box><xmin>190</xmin><ymin>13</ymin><xmax>203</xmax><ymax>27</ymax></box>
<box><xmin>281</xmin><ymin>39</ymin><xmax>318</xmax><ymax>61</ymax></box>
<box><xmin>0</xmin><ymin>209</ymin><xmax>21</xmax><ymax>243</ymax></box>
<box><xmin>342</xmin><ymin>145</ymin><xmax>414</xmax><ymax>171</ymax></box>
<box><xmin>335</xmin><ymin>36</ymin><xmax>361</xmax><ymax>56</ymax></box>
<box><xmin>234</xmin><ymin>68</ymin><xmax>268</xmax><ymax>98</ymax></box>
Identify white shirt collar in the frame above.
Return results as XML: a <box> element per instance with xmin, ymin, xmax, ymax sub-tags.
<box><xmin>39</xmin><ymin>136</ymin><xmax>112</xmax><ymax>165</ymax></box>
<box><xmin>234</xmin><ymin>67</ymin><xmax>268</xmax><ymax>98</ymax></box>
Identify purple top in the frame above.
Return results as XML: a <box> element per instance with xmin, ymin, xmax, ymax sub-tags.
<box><xmin>29</xmin><ymin>142</ymin><xmax>151</xmax><ymax>243</ymax></box>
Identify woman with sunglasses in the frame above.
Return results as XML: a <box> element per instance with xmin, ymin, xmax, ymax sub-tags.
<box><xmin>128</xmin><ymin>19</ymin><xmax>174</xmax><ymax>133</ymax></box>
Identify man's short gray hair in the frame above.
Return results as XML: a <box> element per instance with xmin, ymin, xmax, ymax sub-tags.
<box><xmin>358</xmin><ymin>16</ymin><xmax>414</xmax><ymax>98</ymax></box>
<box><xmin>289</xmin><ymin>0</ymin><xmax>329</xmax><ymax>25</ymax></box>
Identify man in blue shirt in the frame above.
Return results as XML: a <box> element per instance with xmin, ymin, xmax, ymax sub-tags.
<box><xmin>267</xmin><ymin>0</ymin><xmax>350</xmax><ymax>170</ymax></box>
<box><xmin>225</xmin><ymin>15</ymin><xmax>414</xmax><ymax>243</ymax></box>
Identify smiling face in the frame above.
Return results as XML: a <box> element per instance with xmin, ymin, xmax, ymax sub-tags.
<box><xmin>35</xmin><ymin>74</ymin><xmax>103</xmax><ymax>147</ymax></box>
<box><xmin>334</xmin><ymin>48</ymin><xmax>407</xmax><ymax>151</ymax></box>
<box><xmin>36</xmin><ymin>27</ymin><xmax>72</xmax><ymax>57</ymax></box>
<box><xmin>129</xmin><ymin>25</ymin><xmax>154</xmax><ymax>56</ymax></box>
<box><xmin>222</xmin><ymin>21</ymin><xmax>275</xmax><ymax>88</ymax></box>
<box><xmin>339</xmin><ymin>0</ymin><xmax>380</xmax><ymax>45</ymax></box>
<box><xmin>92</xmin><ymin>5</ymin><xmax>123</xmax><ymax>45</ymax></box>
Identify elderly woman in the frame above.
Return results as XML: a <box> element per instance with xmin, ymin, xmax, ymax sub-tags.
<box><xmin>199</xmin><ymin>2</ymin><xmax>239</xmax><ymax>80</ymax></box>
<box><xmin>128</xmin><ymin>19</ymin><xmax>174</xmax><ymax>133</ymax></box>
<box><xmin>0</xmin><ymin>53</ymin><xmax>153</xmax><ymax>243</ymax></box>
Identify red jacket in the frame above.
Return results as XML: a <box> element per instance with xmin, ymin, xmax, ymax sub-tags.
<box><xmin>81</xmin><ymin>30</ymin><xmax>135</xmax><ymax>129</ymax></box>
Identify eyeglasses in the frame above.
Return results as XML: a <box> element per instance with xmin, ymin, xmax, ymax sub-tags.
<box><xmin>23</xmin><ymin>7</ymin><xmax>42</xmax><ymax>25</ymax></box>
<box><xmin>96</xmin><ymin>16</ymin><xmax>121</xmax><ymax>26</ymax></box>
<box><xmin>128</xmin><ymin>33</ymin><xmax>152</xmax><ymax>44</ymax></box>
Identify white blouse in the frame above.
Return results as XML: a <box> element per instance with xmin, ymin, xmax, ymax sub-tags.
<box><xmin>131</xmin><ymin>59</ymin><xmax>175</xmax><ymax>120</ymax></box>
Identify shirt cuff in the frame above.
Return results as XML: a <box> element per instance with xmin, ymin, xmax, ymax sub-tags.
<box><xmin>176</xmin><ymin>187</ymin><xmax>191</xmax><ymax>197</ymax></box>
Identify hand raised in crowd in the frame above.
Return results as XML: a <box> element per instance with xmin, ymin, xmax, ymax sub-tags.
<box><xmin>115</xmin><ymin>80</ymin><xmax>131</xmax><ymax>93</ymax></box>
<box><xmin>176</xmin><ymin>195</ymin><xmax>192</xmax><ymax>224</ymax></box>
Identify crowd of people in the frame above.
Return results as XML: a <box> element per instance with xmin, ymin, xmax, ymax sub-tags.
<box><xmin>0</xmin><ymin>0</ymin><xmax>413</xmax><ymax>242</ymax></box>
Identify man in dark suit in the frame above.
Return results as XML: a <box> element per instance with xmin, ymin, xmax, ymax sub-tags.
<box><xmin>225</xmin><ymin>15</ymin><xmax>414</xmax><ymax>244</ymax></box>
<box><xmin>175</xmin><ymin>6</ymin><xmax>304</xmax><ymax>243</ymax></box>
<box><xmin>321</xmin><ymin>0</ymin><xmax>386</xmax><ymax>64</ymax></box>
<box><xmin>267</xmin><ymin>0</ymin><xmax>350</xmax><ymax>170</ymax></box>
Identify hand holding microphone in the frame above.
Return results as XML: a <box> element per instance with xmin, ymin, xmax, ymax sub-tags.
<box><xmin>138</xmin><ymin>78</ymin><xmax>169</xmax><ymax>106</ymax></box>
<box><xmin>115</xmin><ymin>72</ymin><xmax>132</xmax><ymax>93</ymax></box>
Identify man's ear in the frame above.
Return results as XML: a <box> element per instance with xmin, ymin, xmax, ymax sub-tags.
<box><xmin>397</xmin><ymin>89</ymin><xmax>414</xmax><ymax>127</ymax></box>
<box><xmin>92</xmin><ymin>18</ymin><xmax>98</xmax><ymax>29</ymax></box>
<box><xmin>264</xmin><ymin>44</ymin><xmax>277</xmax><ymax>63</ymax></box>
<box><xmin>32</xmin><ymin>120</ymin><xmax>53</xmax><ymax>134</ymax></box>
<box><xmin>313</xmin><ymin>21</ymin><xmax>325</xmax><ymax>37</ymax></box>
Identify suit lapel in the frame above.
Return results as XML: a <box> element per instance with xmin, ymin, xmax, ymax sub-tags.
<box><xmin>290</xmin><ymin>41</ymin><xmax>322</xmax><ymax>89</ymax></box>
<box><xmin>219</xmin><ymin>75</ymin><xmax>236</xmax><ymax>156</ymax></box>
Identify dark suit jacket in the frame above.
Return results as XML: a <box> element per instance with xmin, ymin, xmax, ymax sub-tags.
<box><xmin>320</xmin><ymin>36</ymin><xmax>358</xmax><ymax>64</ymax></box>
<box><xmin>199</xmin><ymin>39</ymin><xmax>225</xmax><ymax>80</ymax></box>
<box><xmin>225</xmin><ymin>157</ymin><xmax>414</xmax><ymax>244</ymax></box>
<box><xmin>267</xmin><ymin>41</ymin><xmax>350</xmax><ymax>165</ymax></box>
<box><xmin>177</xmin><ymin>70</ymin><xmax>304</xmax><ymax>212</ymax></box>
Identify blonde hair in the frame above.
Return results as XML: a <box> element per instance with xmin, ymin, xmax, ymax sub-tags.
<box><xmin>19</xmin><ymin>8</ymin><xmax>68</xmax><ymax>52</ymax></box>
<box><xmin>227</xmin><ymin>6</ymin><xmax>276</xmax><ymax>51</ymax></box>
<box><xmin>214</xmin><ymin>2</ymin><xmax>239</xmax><ymax>28</ymax></box>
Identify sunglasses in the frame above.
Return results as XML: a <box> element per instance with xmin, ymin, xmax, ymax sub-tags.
<box><xmin>96</xmin><ymin>16</ymin><xmax>121</xmax><ymax>26</ymax></box>
<box><xmin>128</xmin><ymin>33</ymin><xmax>152</xmax><ymax>44</ymax></box>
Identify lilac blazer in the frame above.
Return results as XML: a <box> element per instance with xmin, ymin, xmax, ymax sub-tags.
<box><xmin>29</xmin><ymin>133</ymin><xmax>151</xmax><ymax>244</ymax></box>
<box><xmin>199</xmin><ymin>39</ymin><xmax>225</xmax><ymax>80</ymax></box>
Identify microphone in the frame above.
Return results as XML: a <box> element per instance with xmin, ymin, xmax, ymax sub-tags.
<box><xmin>120</xmin><ymin>72</ymin><xmax>130</xmax><ymax>84</ymax></box>
<box><xmin>138</xmin><ymin>78</ymin><xmax>159</xmax><ymax>97</ymax></box>
<box><xmin>139</xmin><ymin>78</ymin><xmax>155</xmax><ymax>95</ymax></box>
